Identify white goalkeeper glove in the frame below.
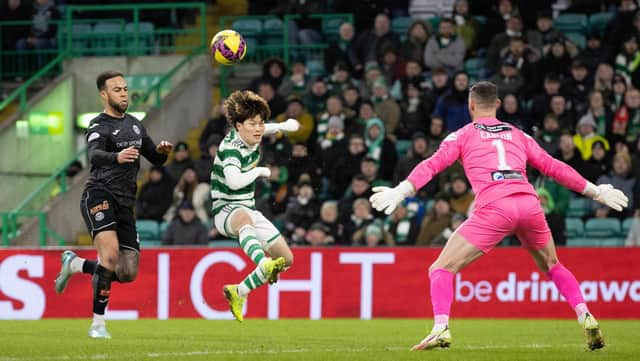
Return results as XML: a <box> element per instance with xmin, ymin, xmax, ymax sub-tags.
<box><xmin>583</xmin><ymin>182</ymin><xmax>629</xmax><ymax>211</ymax></box>
<box><xmin>369</xmin><ymin>180</ymin><xmax>415</xmax><ymax>215</ymax></box>
<box><xmin>280</xmin><ymin>118</ymin><xmax>300</xmax><ymax>132</ymax></box>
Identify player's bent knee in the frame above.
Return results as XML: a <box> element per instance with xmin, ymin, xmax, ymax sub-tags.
<box><xmin>231</xmin><ymin>210</ymin><xmax>253</xmax><ymax>229</ymax></box>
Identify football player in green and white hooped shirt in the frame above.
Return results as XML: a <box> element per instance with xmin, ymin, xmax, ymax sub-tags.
<box><xmin>214</xmin><ymin>90</ymin><xmax>300</xmax><ymax>322</ymax></box>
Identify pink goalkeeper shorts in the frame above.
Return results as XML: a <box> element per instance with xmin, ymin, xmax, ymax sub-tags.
<box><xmin>457</xmin><ymin>192</ymin><xmax>552</xmax><ymax>253</ymax></box>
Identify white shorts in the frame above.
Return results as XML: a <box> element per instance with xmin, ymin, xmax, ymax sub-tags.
<box><xmin>213</xmin><ymin>204</ymin><xmax>281</xmax><ymax>250</ymax></box>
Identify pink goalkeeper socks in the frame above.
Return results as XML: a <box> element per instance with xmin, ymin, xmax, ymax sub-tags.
<box><xmin>547</xmin><ymin>263</ymin><xmax>587</xmax><ymax>314</ymax></box>
<box><xmin>429</xmin><ymin>268</ymin><xmax>454</xmax><ymax>322</ymax></box>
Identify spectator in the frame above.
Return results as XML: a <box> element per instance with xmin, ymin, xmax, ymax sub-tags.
<box><xmin>278</xmin><ymin>56</ymin><xmax>310</xmax><ymax>98</ymax></box>
<box><xmin>477</xmin><ymin>0</ymin><xmax>513</xmax><ymax>49</ymax></box>
<box><xmin>426</xmin><ymin>67</ymin><xmax>451</xmax><ymax>101</ymax></box>
<box><xmin>580</xmin><ymin>140</ymin><xmax>611</xmax><ymax>183</ymax></box>
<box><xmin>316</xmin><ymin>96</ymin><xmax>353</xmax><ymax>142</ymax></box>
<box><xmin>343</xmin><ymin>85</ymin><xmax>362</xmax><ymax>115</ymax></box>
<box><xmin>318</xmin><ymin>201</ymin><xmax>342</xmax><ymax>243</ymax></box>
<box><xmin>349</xmin><ymin>13</ymin><xmax>401</xmax><ymax>77</ymax></box>
<box><xmin>584</xmin><ymin>90</ymin><xmax>613</xmax><ymax>138</ymax></box>
<box><xmin>526</xmin><ymin>9</ymin><xmax>561</xmax><ymax>56</ymax></box>
<box><xmin>487</xmin><ymin>14</ymin><xmax>523</xmax><ymax>72</ymax></box>
<box><xmin>393</xmin><ymin>60</ymin><xmax>428</xmax><ymax>101</ymax></box>
<box><xmin>355</xmin><ymin>100</ymin><xmax>376</xmax><ymax>137</ymax></box>
<box><xmin>278</xmin><ymin>0</ymin><xmax>325</xmax><ymax>45</ymax></box>
<box><xmin>353</xmin><ymin>222</ymin><xmax>395</xmax><ymax>247</ymax></box>
<box><xmin>612</xmin><ymin>87</ymin><xmax>640</xmax><ymax>146</ymax></box>
<box><xmin>573</xmin><ymin>115</ymin><xmax>610</xmax><ymax>160</ymax></box>
<box><xmin>379</xmin><ymin>46</ymin><xmax>405</xmax><ymax>87</ymax></box>
<box><xmin>610</xmin><ymin>73</ymin><xmax>628</xmax><ymax>112</ymax></box>
<box><xmin>535</xmin><ymin>113</ymin><xmax>561</xmax><ymax>155</ymax></box>
<box><xmin>165</xmin><ymin>142</ymin><xmax>194</xmax><ymax>185</ymax></box>
<box><xmin>371</xmin><ymin>80</ymin><xmax>401</xmax><ymax>136</ymax></box>
<box><xmin>537</xmin><ymin>176</ymin><xmax>570</xmax><ymax>245</ymax></box>
<box><xmin>329</xmin><ymin>136</ymin><xmax>368</xmax><ymax>198</ymax></box>
<box><xmin>255</xmin><ymin>158</ymin><xmax>289</xmax><ymax>218</ymax></box>
<box><xmin>199</xmin><ymin>103</ymin><xmax>227</xmax><ymax>154</ymax></box>
<box><xmin>535</xmin><ymin>187</ymin><xmax>564</xmax><ymax>245</ymax></box>
<box><xmin>135</xmin><ymin>165</ymin><xmax>173</xmax><ymax>222</ymax></box>
<box><xmin>549</xmin><ymin>94</ymin><xmax>575</xmax><ymax>132</ymax></box>
<box><xmin>604</xmin><ymin>0</ymin><xmax>639</xmax><ymax>61</ymax></box>
<box><xmin>398</xmin><ymin>82</ymin><xmax>432</xmax><ymax>139</ymax></box>
<box><xmin>305</xmin><ymin>222</ymin><xmax>335</xmax><ymax>246</ymax></box>
<box><xmin>194</xmin><ymin>134</ymin><xmax>221</xmax><ymax>183</ymax></box>
<box><xmin>0</xmin><ymin>0</ymin><xmax>31</xmax><ymax>51</ymax></box>
<box><xmin>616</xmin><ymin>34</ymin><xmax>640</xmax><ymax>88</ymax></box>
<box><xmin>261</xmin><ymin>127</ymin><xmax>292</xmax><ymax>166</ymax></box>
<box><xmin>317</xmin><ymin>117</ymin><xmax>348</xmax><ymax>181</ymax></box>
<box><xmin>593</xmin><ymin>63</ymin><xmax>615</xmax><ymax>106</ymax></box>
<box><xmin>593</xmin><ymin>151</ymin><xmax>635</xmax><ymax>218</ymax></box>
<box><xmin>452</xmin><ymin>0</ymin><xmax>479</xmax><ymax>54</ymax></box>
<box><xmin>433</xmin><ymin>71</ymin><xmax>471</xmax><ymax>132</ymax></box>
<box><xmin>163</xmin><ymin>167</ymin><xmax>209</xmax><ymax>223</ymax></box>
<box><xmin>577</xmin><ymin>31</ymin><xmax>608</xmax><ymax>74</ymax></box>
<box><xmin>15</xmin><ymin>0</ymin><xmax>60</xmax><ymax>52</ymax></box>
<box><xmin>489</xmin><ymin>56</ymin><xmax>525</xmax><ymax>98</ymax></box>
<box><xmin>424</xmin><ymin>17</ymin><xmax>466</xmax><ymax>72</ymax></box>
<box><xmin>562</xmin><ymin>60</ymin><xmax>593</xmax><ymax>116</ymax></box>
<box><xmin>555</xmin><ymin>132</ymin><xmax>584</xmax><ymax>170</ymax></box>
<box><xmin>360</xmin><ymin>156</ymin><xmax>389</xmax><ymax>187</ymax></box>
<box><xmin>531</xmin><ymin>72</ymin><xmax>562</xmax><ymax>127</ymax></box>
<box><xmin>447</xmin><ymin>174</ymin><xmax>474</xmax><ymax>215</ymax></box>
<box><xmin>342</xmin><ymin>198</ymin><xmax>376</xmax><ymax>245</ymax></box>
<box><xmin>359</xmin><ymin>62</ymin><xmax>384</xmax><ymax>100</ymax></box>
<box><xmin>399</xmin><ymin>20</ymin><xmax>431</xmax><ymax>65</ymax></box>
<box><xmin>327</xmin><ymin>61</ymin><xmax>358</xmax><ymax>97</ymax></box>
<box><xmin>499</xmin><ymin>36</ymin><xmax>540</xmax><ymax>94</ymax></box>
<box><xmin>538</xmin><ymin>37</ymin><xmax>574</xmax><ymax>82</ymax></box>
<box><xmin>161</xmin><ymin>200</ymin><xmax>209</xmax><ymax>245</ymax></box>
<box><xmin>304</xmin><ymin>77</ymin><xmax>329</xmax><ymax>117</ymax></box>
<box><xmin>276</xmin><ymin>96</ymin><xmax>314</xmax><ymax>144</ymax></box>
<box><xmin>364</xmin><ymin>117</ymin><xmax>397</xmax><ymax>181</ymax></box>
<box><xmin>338</xmin><ymin>174</ymin><xmax>372</xmax><ymax>222</ymax></box>
<box><xmin>283</xmin><ymin>182</ymin><xmax>320</xmax><ymax>244</ymax></box>
<box><xmin>416</xmin><ymin>194</ymin><xmax>452</xmax><ymax>246</ymax></box>
<box><xmin>431</xmin><ymin>212</ymin><xmax>466</xmax><ymax>246</ymax></box>
<box><xmin>394</xmin><ymin>131</ymin><xmax>431</xmax><ymax>182</ymax></box>
<box><xmin>257</xmin><ymin>81</ymin><xmax>287</xmax><ymax>117</ymax></box>
<box><xmin>288</xmin><ymin>143</ymin><xmax>320</xmax><ymax>189</ymax></box>
<box><xmin>384</xmin><ymin>199</ymin><xmax>420</xmax><ymax>246</ymax></box>
<box><xmin>249</xmin><ymin>57</ymin><xmax>286</xmax><ymax>92</ymax></box>
<box><xmin>324</xmin><ymin>22</ymin><xmax>357</xmax><ymax>75</ymax></box>
<box><xmin>497</xmin><ymin>93</ymin><xmax>530</xmax><ymax>133</ymax></box>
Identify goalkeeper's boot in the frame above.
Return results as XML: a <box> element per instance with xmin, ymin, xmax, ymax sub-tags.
<box><xmin>55</xmin><ymin>250</ymin><xmax>77</xmax><ymax>294</ymax></box>
<box><xmin>582</xmin><ymin>313</ymin><xmax>605</xmax><ymax>350</ymax></box>
<box><xmin>411</xmin><ymin>326</ymin><xmax>452</xmax><ymax>351</ymax></box>
<box><xmin>88</xmin><ymin>324</ymin><xmax>112</xmax><ymax>339</ymax></box>
<box><xmin>262</xmin><ymin>257</ymin><xmax>286</xmax><ymax>285</ymax></box>
<box><xmin>223</xmin><ymin>285</ymin><xmax>246</xmax><ymax>322</ymax></box>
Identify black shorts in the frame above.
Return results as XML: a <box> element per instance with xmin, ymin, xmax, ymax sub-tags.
<box><xmin>80</xmin><ymin>187</ymin><xmax>139</xmax><ymax>252</ymax></box>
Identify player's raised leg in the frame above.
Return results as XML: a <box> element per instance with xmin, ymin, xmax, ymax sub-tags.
<box><xmin>54</xmin><ymin>251</ymin><xmax>98</xmax><ymax>294</ymax></box>
<box><xmin>222</xmin><ymin>209</ymin><xmax>285</xmax><ymax>322</ymax></box>
<box><xmin>526</xmin><ymin>239</ymin><xmax>604</xmax><ymax>350</ymax></box>
<box><xmin>87</xmin><ymin>231</ymin><xmax>119</xmax><ymax>339</ymax></box>
<box><xmin>263</xmin><ymin>237</ymin><xmax>293</xmax><ymax>284</ymax></box>
<box><xmin>412</xmin><ymin>232</ymin><xmax>484</xmax><ymax>351</ymax></box>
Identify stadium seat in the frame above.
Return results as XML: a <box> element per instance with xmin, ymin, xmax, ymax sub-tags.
<box><xmin>565</xmin><ymin>32</ymin><xmax>586</xmax><ymax>50</ymax></box>
<box><xmin>140</xmin><ymin>239</ymin><xmax>162</xmax><ymax>247</ymax></box>
<box><xmin>306</xmin><ymin>59</ymin><xmax>325</xmax><ymax>77</ymax></box>
<box><xmin>554</xmin><ymin>13</ymin><xmax>588</xmax><ymax>34</ymax></box>
<box><xmin>584</xmin><ymin>218</ymin><xmax>620</xmax><ymax>238</ymax></box>
<box><xmin>125</xmin><ymin>22</ymin><xmax>155</xmax><ymax>55</ymax></box>
<box><xmin>391</xmin><ymin>17</ymin><xmax>413</xmax><ymax>40</ymax></box>
<box><xmin>93</xmin><ymin>22</ymin><xmax>124</xmax><ymax>55</ymax></box>
<box><xmin>565</xmin><ymin>218</ymin><xmax>584</xmax><ymax>238</ymax></box>
<box><xmin>231</xmin><ymin>18</ymin><xmax>262</xmax><ymax>39</ymax></box>
<box><xmin>136</xmin><ymin>220</ymin><xmax>159</xmax><ymax>241</ymax></box>
<box><xmin>66</xmin><ymin>24</ymin><xmax>92</xmax><ymax>55</ymax></box>
<box><xmin>621</xmin><ymin>217</ymin><xmax>634</xmax><ymax>236</ymax></box>
<box><xmin>567</xmin><ymin>197</ymin><xmax>590</xmax><ymax>218</ymax></box>
<box><xmin>263</xmin><ymin>17</ymin><xmax>284</xmax><ymax>45</ymax></box>
<box><xmin>159</xmin><ymin>221</ymin><xmax>169</xmax><ymax>236</ymax></box>
<box><xmin>464</xmin><ymin>57</ymin><xmax>488</xmax><ymax>81</ymax></box>
<box><xmin>599</xmin><ymin>238</ymin><xmax>624</xmax><ymax>247</ymax></box>
<box><xmin>395</xmin><ymin>140</ymin><xmax>412</xmax><ymax>157</ymax></box>
<box><xmin>428</xmin><ymin>17</ymin><xmax>441</xmax><ymax>32</ymax></box>
<box><xmin>588</xmin><ymin>12</ymin><xmax>614</xmax><ymax>34</ymax></box>
<box><xmin>566</xmin><ymin>237</ymin><xmax>598</xmax><ymax>247</ymax></box>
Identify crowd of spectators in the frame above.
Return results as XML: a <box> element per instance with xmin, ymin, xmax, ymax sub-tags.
<box><xmin>136</xmin><ymin>0</ymin><xmax>640</xmax><ymax>247</ymax></box>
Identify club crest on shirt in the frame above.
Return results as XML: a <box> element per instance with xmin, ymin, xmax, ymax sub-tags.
<box><xmin>133</xmin><ymin>125</ymin><xmax>140</xmax><ymax>135</ymax></box>
<box><xmin>94</xmin><ymin>212</ymin><xmax>105</xmax><ymax>221</ymax></box>
<box><xmin>90</xmin><ymin>200</ymin><xmax>110</xmax><ymax>215</ymax></box>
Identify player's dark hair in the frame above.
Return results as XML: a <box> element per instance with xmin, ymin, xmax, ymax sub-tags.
<box><xmin>469</xmin><ymin>81</ymin><xmax>498</xmax><ymax>108</ymax></box>
<box><xmin>96</xmin><ymin>70</ymin><xmax>124</xmax><ymax>91</ymax></box>
<box><xmin>224</xmin><ymin>90</ymin><xmax>271</xmax><ymax>128</ymax></box>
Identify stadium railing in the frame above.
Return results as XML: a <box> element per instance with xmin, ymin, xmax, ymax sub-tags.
<box><xmin>217</xmin><ymin>13</ymin><xmax>353</xmax><ymax>97</ymax></box>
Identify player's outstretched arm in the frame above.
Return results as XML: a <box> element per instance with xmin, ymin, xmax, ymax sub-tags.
<box><xmin>264</xmin><ymin>118</ymin><xmax>300</xmax><ymax>136</ymax></box>
<box><xmin>524</xmin><ymin>133</ymin><xmax>629</xmax><ymax>211</ymax></box>
<box><xmin>223</xmin><ymin>165</ymin><xmax>271</xmax><ymax>190</ymax></box>
<box><xmin>140</xmin><ymin>127</ymin><xmax>171</xmax><ymax>165</ymax></box>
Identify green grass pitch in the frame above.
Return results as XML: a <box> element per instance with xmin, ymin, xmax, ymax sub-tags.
<box><xmin>1</xmin><ymin>319</ymin><xmax>638</xmax><ymax>360</ymax></box>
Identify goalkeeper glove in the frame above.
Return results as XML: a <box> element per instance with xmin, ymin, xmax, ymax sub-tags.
<box><xmin>369</xmin><ymin>180</ymin><xmax>415</xmax><ymax>215</ymax></box>
<box><xmin>583</xmin><ymin>182</ymin><xmax>629</xmax><ymax>212</ymax></box>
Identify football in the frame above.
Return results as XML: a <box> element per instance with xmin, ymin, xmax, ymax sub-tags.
<box><xmin>210</xmin><ymin>29</ymin><xmax>247</xmax><ymax>65</ymax></box>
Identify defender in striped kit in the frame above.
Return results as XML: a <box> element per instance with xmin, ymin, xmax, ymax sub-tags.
<box><xmin>212</xmin><ymin>90</ymin><xmax>300</xmax><ymax>322</ymax></box>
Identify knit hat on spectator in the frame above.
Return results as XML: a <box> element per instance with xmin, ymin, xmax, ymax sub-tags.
<box><xmin>286</xmin><ymin>95</ymin><xmax>305</xmax><ymax>106</ymax></box>
<box><xmin>431</xmin><ymin>67</ymin><xmax>448</xmax><ymax>76</ymax></box>
<box><xmin>178</xmin><ymin>200</ymin><xmax>195</xmax><ymax>210</ymax></box>
<box><xmin>623</xmin><ymin>33</ymin><xmax>638</xmax><ymax>44</ymax></box>
<box><xmin>175</xmin><ymin>142</ymin><xmax>189</xmax><ymax>152</ymax></box>
<box><xmin>537</xmin><ymin>9</ymin><xmax>552</xmax><ymax>20</ymax></box>
<box><xmin>577</xmin><ymin>113</ymin><xmax>597</xmax><ymax>130</ymax></box>
<box><xmin>309</xmin><ymin>222</ymin><xmax>330</xmax><ymax>234</ymax></box>
<box><xmin>373</xmin><ymin>78</ymin><xmax>388</xmax><ymax>90</ymax></box>
<box><xmin>412</xmin><ymin>131</ymin><xmax>427</xmax><ymax>141</ymax></box>
<box><xmin>365</xmin><ymin>224</ymin><xmax>383</xmax><ymax>239</ymax></box>
<box><xmin>365</xmin><ymin>61</ymin><xmax>380</xmax><ymax>72</ymax></box>
<box><xmin>327</xmin><ymin>115</ymin><xmax>344</xmax><ymax>130</ymax></box>
<box><xmin>571</xmin><ymin>59</ymin><xmax>587</xmax><ymax>70</ymax></box>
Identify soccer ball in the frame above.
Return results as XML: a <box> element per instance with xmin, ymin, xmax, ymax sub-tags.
<box><xmin>211</xmin><ymin>30</ymin><xmax>247</xmax><ymax>65</ymax></box>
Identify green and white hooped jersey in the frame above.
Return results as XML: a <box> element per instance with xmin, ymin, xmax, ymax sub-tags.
<box><xmin>211</xmin><ymin>129</ymin><xmax>261</xmax><ymax>214</ymax></box>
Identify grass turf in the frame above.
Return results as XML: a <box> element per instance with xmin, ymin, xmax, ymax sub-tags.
<box><xmin>0</xmin><ymin>319</ymin><xmax>638</xmax><ymax>361</ymax></box>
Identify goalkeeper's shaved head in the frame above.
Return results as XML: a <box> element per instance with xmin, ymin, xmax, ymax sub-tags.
<box><xmin>468</xmin><ymin>81</ymin><xmax>501</xmax><ymax>118</ymax></box>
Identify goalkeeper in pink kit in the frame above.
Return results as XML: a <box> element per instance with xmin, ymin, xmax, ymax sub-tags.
<box><xmin>370</xmin><ymin>82</ymin><xmax>628</xmax><ymax>351</ymax></box>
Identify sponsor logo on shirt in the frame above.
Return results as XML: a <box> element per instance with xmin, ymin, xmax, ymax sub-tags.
<box><xmin>90</xmin><ymin>200</ymin><xmax>110</xmax><ymax>215</ymax></box>
<box><xmin>88</xmin><ymin>132</ymin><xmax>100</xmax><ymax>142</ymax></box>
<box><xmin>474</xmin><ymin>123</ymin><xmax>512</xmax><ymax>133</ymax></box>
<box><xmin>133</xmin><ymin>125</ymin><xmax>141</xmax><ymax>135</ymax></box>
<box><xmin>116</xmin><ymin>139</ymin><xmax>142</xmax><ymax>148</ymax></box>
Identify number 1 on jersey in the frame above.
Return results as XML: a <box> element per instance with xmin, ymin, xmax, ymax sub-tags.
<box><xmin>491</xmin><ymin>139</ymin><xmax>511</xmax><ymax>170</ymax></box>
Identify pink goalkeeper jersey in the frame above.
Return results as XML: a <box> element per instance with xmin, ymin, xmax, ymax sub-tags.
<box><xmin>407</xmin><ymin>117</ymin><xmax>588</xmax><ymax>210</ymax></box>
